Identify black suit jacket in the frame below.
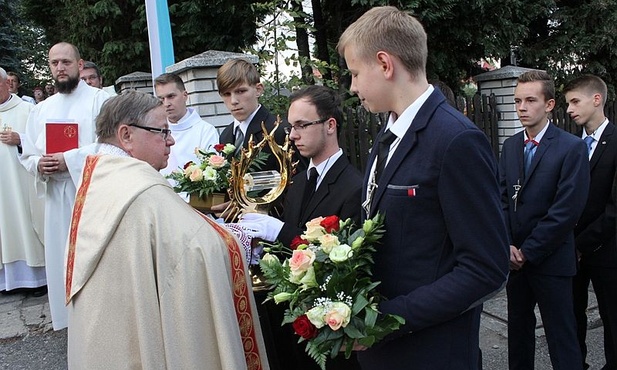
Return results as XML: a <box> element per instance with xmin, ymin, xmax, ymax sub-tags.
<box><xmin>278</xmin><ymin>155</ymin><xmax>362</xmax><ymax>245</ymax></box>
<box><xmin>219</xmin><ymin>105</ymin><xmax>307</xmax><ymax>173</ymax></box>
<box><xmin>575</xmin><ymin>122</ymin><xmax>617</xmax><ymax>267</ymax></box>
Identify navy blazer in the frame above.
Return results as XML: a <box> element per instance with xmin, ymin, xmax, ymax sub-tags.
<box><xmin>574</xmin><ymin>122</ymin><xmax>617</xmax><ymax>267</ymax></box>
<box><xmin>499</xmin><ymin>123</ymin><xmax>590</xmax><ymax>276</ymax></box>
<box><xmin>358</xmin><ymin>89</ymin><xmax>510</xmax><ymax>369</ymax></box>
<box><xmin>279</xmin><ymin>154</ymin><xmax>362</xmax><ymax>246</ymax></box>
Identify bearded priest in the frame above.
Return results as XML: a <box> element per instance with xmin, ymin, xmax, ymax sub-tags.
<box><xmin>65</xmin><ymin>90</ymin><xmax>268</xmax><ymax>370</ymax></box>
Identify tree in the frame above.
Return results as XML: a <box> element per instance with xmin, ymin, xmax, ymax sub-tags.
<box><xmin>0</xmin><ymin>0</ymin><xmax>22</xmax><ymax>73</ymax></box>
<box><xmin>21</xmin><ymin>0</ymin><xmax>268</xmax><ymax>86</ymax></box>
<box><xmin>515</xmin><ymin>0</ymin><xmax>617</xmax><ymax>99</ymax></box>
<box><xmin>0</xmin><ymin>0</ymin><xmax>50</xmax><ymax>93</ymax></box>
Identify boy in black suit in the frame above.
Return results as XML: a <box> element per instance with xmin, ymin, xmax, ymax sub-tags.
<box><xmin>564</xmin><ymin>74</ymin><xmax>617</xmax><ymax>370</ymax></box>
<box><xmin>216</xmin><ymin>58</ymin><xmax>305</xmax><ymax>173</ymax></box>
<box><xmin>240</xmin><ymin>85</ymin><xmax>362</xmax><ymax>370</ymax></box>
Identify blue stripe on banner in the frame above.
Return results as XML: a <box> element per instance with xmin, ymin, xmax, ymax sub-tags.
<box><xmin>145</xmin><ymin>0</ymin><xmax>174</xmax><ymax>79</ymax></box>
<box><xmin>155</xmin><ymin>0</ymin><xmax>174</xmax><ymax>69</ymax></box>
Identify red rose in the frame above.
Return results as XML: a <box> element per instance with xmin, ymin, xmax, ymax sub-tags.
<box><xmin>290</xmin><ymin>235</ymin><xmax>308</xmax><ymax>250</ymax></box>
<box><xmin>183</xmin><ymin>161</ymin><xmax>195</xmax><ymax>169</ymax></box>
<box><xmin>292</xmin><ymin>314</ymin><xmax>318</xmax><ymax>339</ymax></box>
<box><xmin>320</xmin><ymin>215</ymin><xmax>340</xmax><ymax>233</ymax></box>
<box><xmin>213</xmin><ymin>143</ymin><xmax>226</xmax><ymax>152</ymax></box>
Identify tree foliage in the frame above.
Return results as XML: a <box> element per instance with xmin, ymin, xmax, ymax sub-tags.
<box><xmin>0</xmin><ymin>0</ymin><xmax>50</xmax><ymax>93</ymax></box>
<box><xmin>13</xmin><ymin>0</ymin><xmax>617</xmax><ymax>98</ymax></box>
<box><xmin>0</xmin><ymin>0</ymin><xmax>22</xmax><ymax>72</ymax></box>
<box><xmin>514</xmin><ymin>0</ymin><xmax>617</xmax><ymax>98</ymax></box>
<box><xmin>21</xmin><ymin>0</ymin><xmax>267</xmax><ymax>86</ymax></box>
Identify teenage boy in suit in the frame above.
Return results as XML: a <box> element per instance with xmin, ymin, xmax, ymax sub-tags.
<box><xmin>336</xmin><ymin>6</ymin><xmax>510</xmax><ymax>370</ymax></box>
<box><xmin>216</xmin><ymin>58</ymin><xmax>306</xmax><ymax>173</ymax></box>
<box><xmin>564</xmin><ymin>74</ymin><xmax>617</xmax><ymax>370</ymax></box>
<box><xmin>240</xmin><ymin>85</ymin><xmax>362</xmax><ymax>370</ymax></box>
<box><xmin>500</xmin><ymin>70</ymin><xmax>589</xmax><ymax>370</ymax></box>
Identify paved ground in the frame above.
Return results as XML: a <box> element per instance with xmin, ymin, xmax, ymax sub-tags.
<box><xmin>0</xmin><ymin>287</ymin><xmax>608</xmax><ymax>369</ymax></box>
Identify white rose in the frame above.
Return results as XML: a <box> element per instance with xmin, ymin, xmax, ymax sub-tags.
<box><xmin>329</xmin><ymin>244</ymin><xmax>353</xmax><ymax>263</ymax></box>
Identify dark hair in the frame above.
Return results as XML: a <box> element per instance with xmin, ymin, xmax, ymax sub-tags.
<box><xmin>563</xmin><ymin>74</ymin><xmax>608</xmax><ymax>106</ymax></box>
<box><xmin>82</xmin><ymin>61</ymin><xmax>101</xmax><ymax>77</ymax></box>
<box><xmin>517</xmin><ymin>70</ymin><xmax>555</xmax><ymax>101</ymax></box>
<box><xmin>290</xmin><ymin>85</ymin><xmax>344</xmax><ymax>134</ymax></box>
<box><xmin>154</xmin><ymin>73</ymin><xmax>186</xmax><ymax>92</ymax></box>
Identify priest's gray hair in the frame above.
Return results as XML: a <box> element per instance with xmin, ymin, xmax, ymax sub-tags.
<box><xmin>96</xmin><ymin>90</ymin><xmax>162</xmax><ymax>141</ymax></box>
<box><xmin>0</xmin><ymin>67</ymin><xmax>7</xmax><ymax>80</ymax></box>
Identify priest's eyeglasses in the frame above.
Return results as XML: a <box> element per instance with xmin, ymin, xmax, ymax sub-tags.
<box><xmin>284</xmin><ymin>118</ymin><xmax>328</xmax><ymax>135</ymax></box>
<box><xmin>129</xmin><ymin>123</ymin><xmax>172</xmax><ymax>140</ymax></box>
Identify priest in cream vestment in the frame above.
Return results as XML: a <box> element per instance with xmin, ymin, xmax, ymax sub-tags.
<box><xmin>0</xmin><ymin>67</ymin><xmax>46</xmax><ymax>291</ymax></box>
<box><xmin>66</xmin><ymin>91</ymin><xmax>268</xmax><ymax>369</ymax></box>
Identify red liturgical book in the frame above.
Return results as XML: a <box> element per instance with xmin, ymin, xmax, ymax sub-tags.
<box><xmin>46</xmin><ymin>121</ymin><xmax>78</xmax><ymax>153</ymax></box>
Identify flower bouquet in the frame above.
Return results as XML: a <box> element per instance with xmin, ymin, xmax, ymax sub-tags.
<box><xmin>167</xmin><ymin>143</ymin><xmax>236</xmax><ymax>199</ymax></box>
<box><xmin>167</xmin><ymin>143</ymin><xmax>267</xmax><ymax>201</ymax></box>
<box><xmin>259</xmin><ymin>213</ymin><xmax>404</xmax><ymax>369</ymax></box>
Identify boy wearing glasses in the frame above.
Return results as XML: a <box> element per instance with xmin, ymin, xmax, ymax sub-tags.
<box><xmin>240</xmin><ymin>85</ymin><xmax>363</xmax><ymax>370</ymax></box>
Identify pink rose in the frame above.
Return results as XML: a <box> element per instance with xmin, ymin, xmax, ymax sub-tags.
<box><xmin>288</xmin><ymin>249</ymin><xmax>315</xmax><ymax>275</ymax></box>
<box><xmin>324</xmin><ymin>302</ymin><xmax>352</xmax><ymax>331</ymax></box>
<box><xmin>188</xmin><ymin>167</ymin><xmax>203</xmax><ymax>181</ymax></box>
<box><xmin>208</xmin><ymin>155</ymin><xmax>226</xmax><ymax>168</ymax></box>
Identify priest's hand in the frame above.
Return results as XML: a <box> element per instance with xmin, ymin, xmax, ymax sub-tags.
<box><xmin>0</xmin><ymin>131</ymin><xmax>20</xmax><ymax>146</ymax></box>
<box><xmin>210</xmin><ymin>200</ymin><xmax>231</xmax><ymax>219</ymax></box>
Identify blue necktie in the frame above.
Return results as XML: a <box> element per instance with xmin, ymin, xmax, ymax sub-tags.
<box><xmin>583</xmin><ymin>135</ymin><xmax>594</xmax><ymax>156</ymax></box>
<box><xmin>524</xmin><ymin>139</ymin><xmax>537</xmax><ymax>175</ymax></box>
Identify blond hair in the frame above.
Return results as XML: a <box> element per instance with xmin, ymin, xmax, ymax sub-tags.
<box><xmin>337</xmin><ymin>6</ymin><xmax>427</xmax><ymax>78</ymax></box>
<box><xmin>216</xmin><ymin>58</ymin><xmax>260</xmax><ymax>95</ymax></box>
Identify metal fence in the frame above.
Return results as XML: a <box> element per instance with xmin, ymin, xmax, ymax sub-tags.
<box><xmin>340</xmin><ymin>94</ymin><xmax>499</xmax><ymax>172</ymax></box>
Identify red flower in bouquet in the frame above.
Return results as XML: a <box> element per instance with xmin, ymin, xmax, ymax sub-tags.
<box><xmin>290</xmin><ymin>235</ymin><xmax>309</xmax><ymax>250</ymax></box>
<box><xmin>320</xmin><ymin>215</ymin><xmax>340</xmax><ymax>233</ymax></box>
<box><xmin>292</xmin><ymin>314</ymin><xmax>318</xmax><ymax>339</ymax></box>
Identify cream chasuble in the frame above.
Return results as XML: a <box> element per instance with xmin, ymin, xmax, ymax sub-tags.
<box><xmin>66</xmin><ymin>155</ymin><xmax>268</xmax><ymax>370</ymax></box>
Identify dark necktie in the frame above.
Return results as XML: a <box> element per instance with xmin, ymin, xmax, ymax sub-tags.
<box><xmin>234</xmin><ymin>127</ymin><xmax>244</xmax><ymax>156</ymax></box>
<box><xmin>583</xmin><ymin>135</ymin><xmax>594</xmax><ymax>156</ymax></box>
<box><xmin>301</xmin><ymin>167</ymin><xmax>318</xmax><ymax>210</ymax></box>
<box><xmin>375</xmin><ymin>130</ymin><xmax>397</xmax><ymax>183</ymax></box>
<box><xmin>523</xmin><ymin>139</ymin><xmax>538</xmax><ymax>175</ymax></box>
